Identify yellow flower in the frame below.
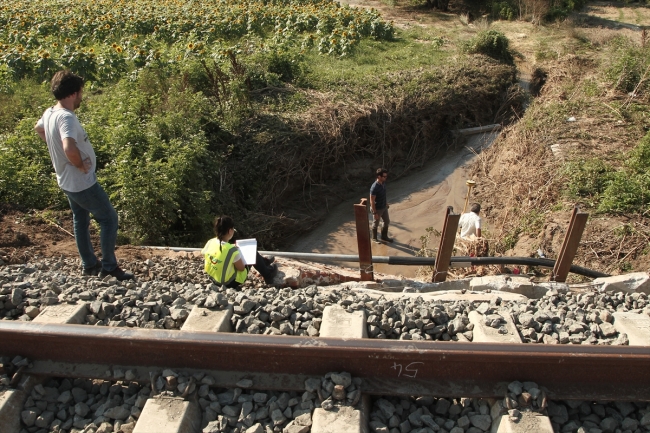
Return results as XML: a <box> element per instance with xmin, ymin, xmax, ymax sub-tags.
<box><xmin>89</xmin><ymin>48</ymin><xmax>94</xmax><ymax>53</ymax></box>
<box><xmin>154</xmin><ymin>25</ymin><xmax>159</xmax><ymax>31</ymax></box>
<box><xmin>331</xmin><ymin>39</ymin><xmax>337</xmax><ymax>44</ymax></box>
<box><xmin>12</xmin><ymin>30</ymin><xmax>18</xmax><ymax>35</ymax></box>
<box><xmin>52</xmin><ymin>42</ymin><xmax>59</xmax><ymax>47</ymax></box>
<box><xmin>41</xmin><ymin>51</ymin><xmax>50</xmax><ymax>58</ymax></box>
<box><xmin>17</xmin><ymin>46</ymin><xmax>24</xmax><ymax>52</ymax></box>
<box><xmin>65</xmin><ymin>38</ymin><xmax>71</xmax><ymax>43</ymax></box>
<box><xmin>112</xmin><ymin>43</ymin><xmax>117</xmax><ymax>48</ymax></box>
<box><xmin>139</xmin><ymin>49</ymin><xmax>146</xmax><ymax>55</ymax></box>
<box><xmin>115</xmin><ymin>46</ymin><xmax>123</xmax><ymax>53</ymax></box>
<box><xmin>187</xmin><ymin>43</ymin><xmax>194</xmax><ymax>49</ymax></box>
<box><xmin>104</xmin><ymin>24</ymin><xmax>111</xmax><ymax>29</ymax></box>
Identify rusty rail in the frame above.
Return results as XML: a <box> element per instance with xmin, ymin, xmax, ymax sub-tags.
<box><xmin>1</xmin><ymin>322</ymin><xmax>649</xmax><ymax>401</ymax></box>
<box><xmin>432</xmin><ymin>206</ymin><xmax>460</xmax><ymax>282</ymax></box>
<box><xmin>552</xmin><ymin>206</ymin><xmax>589</xmax><ymax>282</ymax></box>
<box><xmin>354</xmin><ymin>198</ymin><xmax>373</xmax><ymax>281</ymax></box>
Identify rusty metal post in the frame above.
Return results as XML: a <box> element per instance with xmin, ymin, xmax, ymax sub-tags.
<box><xmin>552</xmin><ymin>206</ymin><xmax>589</xmax><ymax>282</ymax></box>
<box><xmin>354</xmin><ymin>198</ymin><xmax>374</xmax><ymax>281</ymax></box>
<box><xmin>433</xmin><ymin>206</ymin><xmax>460</xmax><ymax>282</ymax></box>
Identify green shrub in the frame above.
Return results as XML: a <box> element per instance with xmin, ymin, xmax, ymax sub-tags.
<box><xmin>84</xmin><ymin>71</ymin><xmax>218</xmax><ymax>244</ymax></box>
<box><xmin>463</xmin><ymin>30</ymin><xmax>514</xmax><ymax>64</ymax></box>
<box><xmin>492</xmin><ymin>1</ymin><xmax>516</xmax><ymax>20</ymax></box>
<box><xmin>0</xmin><ymin>118</ymin><xmax>62</xmax><ymax>208</ymax></box>
<box><xmin>598</xmin><ymin>132</ymin><xmax>650</xmax><ymax>215</ymax></box>
<box><xmin>606</xmin><ymin>37</ymin><xmax>650</xmax><ymax>94</ymax></box>
<box><xmin>563</xmin><ymin>158</ymin><xmax>614</xmax><ymax>203</ymax></box>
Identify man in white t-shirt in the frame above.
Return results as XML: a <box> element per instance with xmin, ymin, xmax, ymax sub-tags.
<box><xmin>459</xmin><ymin>203</ymin><xmax>482</xmax><ymax>239</ymax></box>
<box><xmin>34</xmin><ymin>70</ymin><xmax>133</xmax><ymax>280</ymax></box>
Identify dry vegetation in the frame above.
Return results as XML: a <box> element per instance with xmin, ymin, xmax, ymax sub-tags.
<box><xmin>469</xmin><ymin>10</ymin><xmax>650</xmax><ymax>280</ymax></box>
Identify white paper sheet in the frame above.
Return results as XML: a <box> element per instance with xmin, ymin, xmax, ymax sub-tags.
<box><xmin>235</xmin><ymin>239</ymin><xmax>257</xmax><ymax>265</ymax></box>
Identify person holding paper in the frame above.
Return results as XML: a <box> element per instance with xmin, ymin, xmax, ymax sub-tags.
<box><xmin>202</xmin><ymin>216</ymin><xmax>278</xmax><ymax>287</ymax></box>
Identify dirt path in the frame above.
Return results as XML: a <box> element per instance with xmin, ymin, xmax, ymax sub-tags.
<box><xmin>291</xmin><ymin>131</ymin><xmax>499</xmax><ymax>277</ymax></box>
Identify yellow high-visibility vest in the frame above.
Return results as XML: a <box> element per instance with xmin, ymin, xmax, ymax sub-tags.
<box><xmin>202</xmin><ymin>238</ymin><xmax>247</xmax><ymax>285</ymax></box>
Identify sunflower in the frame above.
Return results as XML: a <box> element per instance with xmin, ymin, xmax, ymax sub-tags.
<box><xmin>65</xmin><ymin>38</ymin><xmax>71</xmax><ymax>43</ymax></box>
<box><xmin>112</xmin><ymin>43</ymin><xmax>118</xmax><ymax>48</ymax></box>
<box><xmin>115</xmin><ymin>46</ymin><xmax>123</xmax><ymax>53</ymax></box>
<box><xmin>187</xmin><ymin>42</ymin><xmax>194</xmax><ymax>49</ymax></box>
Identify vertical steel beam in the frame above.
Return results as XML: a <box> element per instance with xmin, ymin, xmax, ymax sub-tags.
<box><xmin>552</xmin><ymin>206</ymin><xmax>589</xmax><ymax>282</ymax></box>
<box><xmin>354</xmin><ymin>198</ymin><xmax>374</xmax><ymax>281</ymax></box>
<box><xmin>433</xmin><ymin>206</ymin><xmax>460</xmax><ymax>282</ymax></box>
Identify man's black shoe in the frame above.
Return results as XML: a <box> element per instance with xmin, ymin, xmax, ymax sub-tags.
<box><xmin>99</xmin><ymin>266</ymin><xmax>134</xmax><ymax>281</ymax></box>
<box><xmin>82</xmin><ymin>262</ymin><xmax>102</xmax><ymax>276</ymax></box>
<box><xmin>264</xmin><ymin>264</ymin><xmax>279</xmax><ymax>285</ymax></box>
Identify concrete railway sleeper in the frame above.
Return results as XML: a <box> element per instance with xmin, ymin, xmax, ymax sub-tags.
<box><xmin>3</xmin><ymin>364</ymin><xmax>650</xmax><ymax>433</ymax></box>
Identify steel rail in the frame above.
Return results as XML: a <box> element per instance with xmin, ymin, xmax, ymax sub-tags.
<box><xmin>144</xmin><ymin>247</ymin><xmax>609</xmax><ymax>279</ymax></box>
<box><xmin>1</xmin><ymin>322</ymin><xmax>648</xmax><ymax>401</ymax></box>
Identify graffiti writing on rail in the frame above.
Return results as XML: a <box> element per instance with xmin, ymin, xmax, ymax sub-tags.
<box><xmin>391</xmin><ymin>362</ymin><xmax>424</xmax><ymax>378</ymax></box>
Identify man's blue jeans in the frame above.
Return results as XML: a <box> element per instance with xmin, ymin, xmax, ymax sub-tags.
<box><xmin>63</xmin><ymin>182</ymin><xmax>118</xmax><ymax>272</ymax></box>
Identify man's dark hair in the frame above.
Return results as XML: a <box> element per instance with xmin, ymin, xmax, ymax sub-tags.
<box><xmin>470</xmin><ymin>203</ymin><xmax>481</xmax><ymax>213</ymax></box>
<box><xmin>51</xmin><ymin>70</ymin><xmax>84</xmax><ymax>100</ymax></box>
<box><xmin>376</xmin><ymin>168</ymin><xmax>388</xmax><ymax>178</ymax></box>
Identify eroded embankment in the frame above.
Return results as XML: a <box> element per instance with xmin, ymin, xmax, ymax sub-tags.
<box><xmin>226</xmin><ymin>55</ymin><xmax>522</xmax><ymax>248</ymax></box>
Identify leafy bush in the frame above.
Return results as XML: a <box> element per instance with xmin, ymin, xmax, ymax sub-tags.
<box><xmin>84</xmin><ymin>71</ymin><xmax>220</xmax><ymax>244</ymax></box>
<box><xmin>606</xmin><ymin>37</ymin><xmax>650</xmax><ymax>94</ymax></box>
<box><xmin>563</xmin><ymin>158</ymin><xmax>614</xmax><ymax>204</ymax></box>
<box><xmin>463</xmin><ymin>30</ymin><xmax>514</xmax><ymax>64</ymax></box>
<box><xmin>492</xmin><ymin>1</ymin><xmax>516</xmax><ymax>20</ymax></box>
<box><xmin>0</xmin><ymin>118</ymin><xmax>62</xmax><ymax>208</ymax></box>
<box><xmin>598</xmin><ymin>132</ymin><xmax>650</xmax><ymax>215</ymax></box>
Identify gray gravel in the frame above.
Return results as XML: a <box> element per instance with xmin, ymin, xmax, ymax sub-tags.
<box><xmin>2</xmin><ymin>258</ymin><xmax>650</xmax><ymax>346</ymax></box>
<box><xmin>371</xmin><ymin>381</ymin><xmax>650</xmax><ymax>433</ymax></box>
<box><xmin>370</xmin><ymin>395</ymin><xmax>493</xmax><ymax>433</ymax></box>
<box><xmin>20</xmin><ymin>375</ymin><xmax>146</xmax><ymax>433</ymax></box>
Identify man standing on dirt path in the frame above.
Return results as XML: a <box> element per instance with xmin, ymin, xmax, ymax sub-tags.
<box><xmin>34</xmin><ymin>70</ymin><xmax>133</xmax><ymax>281</ymax></box>
<box><xmin>370</xmin><ymin>168</ymin><xmax>393</xmax><ymax>243</ymax></box>
<box><xmin>459</xmin><ymin>203</ymin><xmax>482</xmax><ymax>239</ymax></box>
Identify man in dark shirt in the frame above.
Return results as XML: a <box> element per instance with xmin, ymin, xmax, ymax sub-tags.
<box><xmin>369</xmin><ymin>168</ymin><xmax>393</xmax><ymax>243</ymax></box>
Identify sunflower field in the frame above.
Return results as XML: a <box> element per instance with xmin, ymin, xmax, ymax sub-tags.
<box><xmin>0</xmin><ymin>0</ymin><xmax>393</xmax><ymax>84</ymax></box>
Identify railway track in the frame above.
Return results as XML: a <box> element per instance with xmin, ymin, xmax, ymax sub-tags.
<box><xmin>2</xmin><ymin>258</ymin><xmax>650</xmax><ymax>433</ymax></box>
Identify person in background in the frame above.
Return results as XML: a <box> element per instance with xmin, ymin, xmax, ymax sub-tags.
<box><xmin>202</xmin><ymin>216</ymin><xmax>278</xmax><ymax>288</ymax></box>
<box><xmin>459</xmin><ymin>203</ymin><xmax>482</xmax><ymax>239</ymax></box>
<box><xmin>369</xmin><ymin>168</ymin><xmax>393</xmax><ymax>243</ymax></box>
<box><xmin>34</xmin><ymin>70</ymin><xmax>133</xmax><ymax>281</ymax></box>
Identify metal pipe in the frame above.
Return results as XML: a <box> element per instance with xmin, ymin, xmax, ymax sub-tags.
<box><xmin>143</xmin><ymin>247</ymin><xmax>608</xmax><ymax>279</ymax></box>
